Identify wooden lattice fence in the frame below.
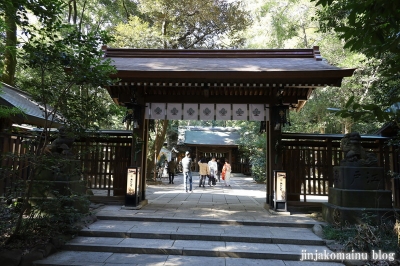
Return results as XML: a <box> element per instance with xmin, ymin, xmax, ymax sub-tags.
<box><xmin>281</xmin><ymin>134</ymin><xmax>398</xmax><ymax>206</ymax></box>
<box><xmin>0</xmin><ymin>131</ymin><xmax>132</xmax><ymax>198</ymax></box>
<box><xmin>74</xmin><ymin>135</ymin><xmax>131</xmax><ymax>196</ymax></box>
<box><xmin>1</xmin><ymin>131</ymin><xmax>399</xmax><ymax>207</ymax></box>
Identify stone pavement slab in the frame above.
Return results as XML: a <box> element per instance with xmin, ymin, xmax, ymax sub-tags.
<box><xmin>94</xmin><ymin>174</ymin><xmax>324</xmax><ymax>226</ymax></box>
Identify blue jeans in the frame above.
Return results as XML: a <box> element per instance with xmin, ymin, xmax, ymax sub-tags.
<box><xmin>184</xmin><ymin>171</ymin><xmax>192</xmax><ymax>192</ymax></box>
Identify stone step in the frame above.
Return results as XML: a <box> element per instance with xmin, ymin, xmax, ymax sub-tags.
<box><xmin>79</xmin><ymin>220</ymin><xmax>325</xmax><ymax>246</ymax></box>
<box><xmin>32</xmin><ymin>215</ymin><xmax>343</xmax><ymax>265</ymax></box>
<box><xmin>95</xmin><ymin>214</ymin><xmax>318</xmax><ymax>228</ymax></box>
<box><xmin>62</xmin><ymin>236</ymin><xmax>334</xmax><ymax>261</ymax></box>
<box><xmin>34</xmin><ymin>218</ymin><xmax>340</xmax><ymax>265</ymax></box>
<box><xmin>33</xmin><ymin>251</ymin><xmax>345</xmax><ymax>266</ymax></box>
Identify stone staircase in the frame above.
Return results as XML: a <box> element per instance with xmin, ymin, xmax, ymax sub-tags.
<box><xmin>34</xmin><ymin>215</ymin><xmax>344</xmax><ymax>265</ymax></box>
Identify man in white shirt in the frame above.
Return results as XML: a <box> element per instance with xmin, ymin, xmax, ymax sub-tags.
<box><xmin>207</xmin><ymin>157</ymin><xmax>218</xmax><ymax>186</ymax></box>
<box><xmin>181</xmin><ymin>151</ymin><xmax>193</xmax><ymax>192</ymax></box>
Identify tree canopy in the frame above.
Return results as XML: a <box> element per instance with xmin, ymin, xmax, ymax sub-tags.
<box><xmin>0</xmin><ymin>0</ymin><xmax>64</xmax><ymax>85</ymax></box>
<box><xmin>311</xmin><ymin>0</ymin><xmax>400</xmax><ymax>127</ymax></box>
<box><xmin>313</xmin><ymin>0</ymin><xmax>400</xmax><ymax>77</ymax></box>
<box><xmin>111</xmin><ymin>0</ymin><xmax>251</xmax><ymax>49</ymax></box>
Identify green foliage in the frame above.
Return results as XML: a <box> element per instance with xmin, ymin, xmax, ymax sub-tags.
<box><xmin>248</xmin><ymin>151</ymin><xmax>266</xmax><ymax>183</ymax></box>
<box><xmin>0</xmin><ymin>17</ymin><xmax>6</xmax><ymax>77</ymax></box>
<box><xmin>0</xmin><ymin>0</ymin><xmax>64</xmax><ymax>29</ymax></box>
<box><xmin>0</xmin><ymin>129</ymin><xmax>93</xmax><ymax>249</ymax></box>
<box><xmin>0</xmin><ymin>191</ymin><xmax>90</xmax><ymax>250</ymax></box>
<box><xmin>0</xmin><ymin>103</ymin><xmax>24</xmax><ymax>119</ymax></box>
<box><xmin>246</xmin><ymin>0</ymin><xmax>320</xmax><ymax>49</ymax></box>
<box><xmin>111</xmin><ymin>0</ymin><xmax>251</xmax><ymax>49</ymax></box>
<box><xmin>0</xmin><ymin>0</ymin><xmax>65</xmax><ymax>84</ymax></box>
<box><xmin>323</xmin><ymin>224</ymin><xmax>357</xmax><ymax>243</ymax></box>
<box><xmin>17</xmin><ymin>22</ymin><xmax>117</xmax><ymax>132</ymax></box>
<box><xmin>111</xmin><ymin>16</ymin><xmax>163</xmax><ymax>48</ymax></box>
<box><xmin>334</xmin><ymin>95</ymin><xmax>400</xmax><ymax>128</ymax></box>
<box><xmin>62</xmin><ymin>0</ymin><xmax>141</xmax><ymax>30</ymax></box>
<box><xmin>236</xmin><ymin>121</ymin><xmax>266</xmax><ymax>182</ymax></box>
<box><xmin>283</xmin><ymin>32</ymin><xmax>389</xmax><ymax>134</ymax></box>
<box><xmin>312</xmin><ymin>0</ymin><xmax>400</xmax><ymax>77</ymax></box>
<box><xmin>0</xmin><ymin>12</ymin><xmax>120</xmax><ymax>249</ymax></box>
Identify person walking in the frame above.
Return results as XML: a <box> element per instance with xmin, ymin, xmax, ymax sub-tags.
<box><xmin>208</xmin><ymin>157</ymin><xmax>218</xmax><ymax>186</ymax></box>
<box><xmin>181</xmin><ymin>151</ymin><xmax>193</xmax><ymax>193</ymax></box>
<box><xmin>162</xmin><ymin>160</ymin><xmax>169</xmax><ymax>179</ymax></box>
<box><xmin>216</xmin><ymin>159</ymin><xmax>223</xmax><ymax>182</ymax></box>
<box><xmin>222</xmin><ymin>159</ymin><xmax>232</xmax><ymax>187</ymax></box>
<box><xmin>168</xmin><ymin>159</ymin><xmax>176</xmax><ymax>184</ymax></box>
<box><xmin>198</xmin><ymin>157</ymin><xmax>209</xmax><ymax>188</ymax></box>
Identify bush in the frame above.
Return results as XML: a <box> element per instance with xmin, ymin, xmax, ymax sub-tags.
<box><xmin>323</xmin><ymin>219</ymin><xmax>400</xmax><ymax>263</ymax></box>
<box><xmin>0</xmin><ymin>190</ymin><xmax>90</xmax><ymax>251</ymax></box>
<box><xmin>250</xmin><ymin>154</ymin><xmax>266</xmax><ymax>183</ymax></box>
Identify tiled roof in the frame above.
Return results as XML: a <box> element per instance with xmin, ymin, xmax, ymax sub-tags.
<box><xmin>178</xmin><ymin>127</ymin><xmax>240</xmax><ymax>146</ymax></box>
<box><xmin>0</xmin><ymin>82</ymin><xmax>63</xmax><ymax>127</ymax></box>
<box><xmin>108</xmin><ymin>57</ymin><xmax>344</xmax><ymax>72</ymax></box>
<box><xmin>104</xmin><ymin>47</ymin><xmax>354</xmax><ymax>79</ymax></box>
<box><xmin>103</xmin><ymin>47</ymin><xmax>355</xmax><ymax>109</ymax></box>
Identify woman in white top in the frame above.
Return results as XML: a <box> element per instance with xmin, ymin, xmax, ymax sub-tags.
<box><xmin>207</xmin><ymin>157</ymin><xmax>217</xmax><ymax>186</ymax></box>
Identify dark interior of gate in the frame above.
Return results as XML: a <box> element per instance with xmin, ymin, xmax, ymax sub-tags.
<box><xmin>103</xmin><ymin>46</ymin><xmax>355</xmax><ymax>207</ymax></box>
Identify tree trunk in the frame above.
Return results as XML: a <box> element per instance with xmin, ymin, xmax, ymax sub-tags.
<box><xmin>2</xmin><ymin>4</ymin><xmax>17</xmax><ymax>86</ymax></box>
<box><xmin>146</xmin><ymin>119</ymin><xmax>169</xmax><ymax>180</ymax></box>
<box><xmin>343</xmin><ymin>119</ymin><xmax>352</xmax><ymax>134</ymax></box>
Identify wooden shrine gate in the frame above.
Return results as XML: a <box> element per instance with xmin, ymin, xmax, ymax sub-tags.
<box><xmin>103</xmin><ymin>46</ymin><xmax>355</xmax><ymax>207</ymax></box>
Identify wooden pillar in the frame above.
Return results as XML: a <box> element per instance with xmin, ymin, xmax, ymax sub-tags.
<box><xmin>128</xmin><ymin>100</ymin><xmax>147</xmax><ymax>202</ymax></box>
<box><xmin>327</xmin><ymin>138</ymin><xmax>333</xmax><ymax>192</ymax></box>
<box><xmin>266</xmin><ymin>104</ymin><xmax>284</xmax><ymax>206</ymax></box>
<box><xmin>392</xmin><ymin>145</ymin><xmax>400</xmax><ymax>208</ymax></box>
<box><xmin>266</xmin><ymin>121</ymin><xmax>270</xmax><ymax>205</ymax></box>
<box><xmin>141</xmin><ymin>119</ymin><xmax>149</xmax><ymax>200</ymax></box>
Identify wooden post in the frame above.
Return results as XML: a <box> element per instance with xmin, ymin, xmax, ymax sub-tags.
<box><xmin>141</xmin><ymin>118</ymin><xmax>149</xmax><ymax>201</ymax></box>
<box><xmin>265</xmin><ymin>121</ymin><xmax>270</xmax><ymax>204</ymax></box>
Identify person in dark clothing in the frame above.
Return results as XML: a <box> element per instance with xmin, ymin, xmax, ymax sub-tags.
<box><xmin>168</xmin><ymin>159</ymin><xmax>176</xmax><ymax>184</ymax></box>
<box><xmin>216</xmin><ymin>159</ymin><xmax>223</xmax><ymax>182</ymax></box>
